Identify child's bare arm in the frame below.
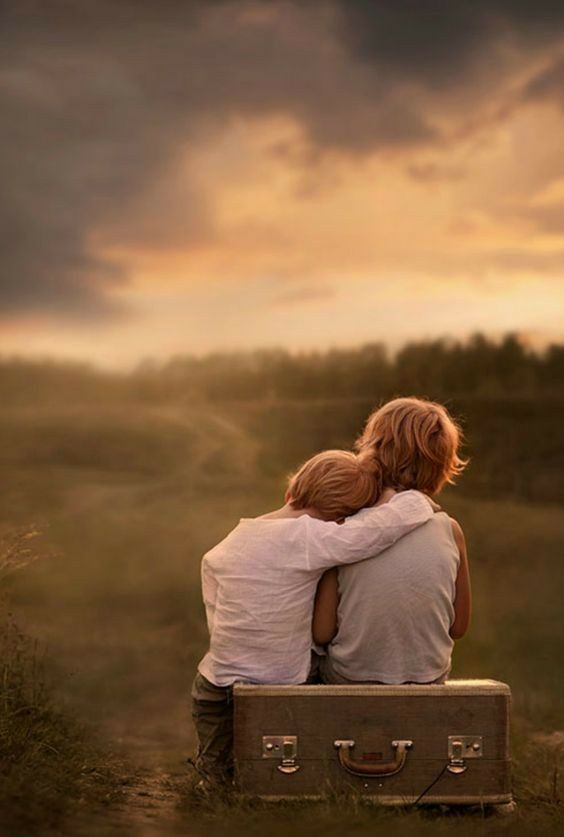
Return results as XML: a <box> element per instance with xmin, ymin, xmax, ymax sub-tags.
<box><xmin>449</xmin><ymin>518</ymin><xmax>472</xmax><ymax>640</ymax></box>
<box><xmin>312</xmin><ymin>568</ymin><xmax>339</xmax><ymax>645</ymax></box>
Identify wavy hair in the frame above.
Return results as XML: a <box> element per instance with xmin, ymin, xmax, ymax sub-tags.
<box><xmin>356</xmin><ymin>397</ymin><xmax>468</xmax><ymax>495</ymax></box>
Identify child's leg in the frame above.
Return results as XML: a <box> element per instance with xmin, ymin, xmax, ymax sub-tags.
<box><xmin>191</xmin><ymin>672</ymin><xmax>233</xmax><ymax>784</ymax></box>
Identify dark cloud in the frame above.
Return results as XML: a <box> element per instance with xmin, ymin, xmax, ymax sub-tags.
<box><xmin>2</xmin><ymin>0</ymin><xmax>564</xmax><ymax>320</ymax></box>
<box><xmin>335</xmin><ymin>0</ymin><xmax>564</xmax><ymax>85</ymax></box>
<box><xmin>0</xmin><ymin>0</ymin><xmax>213</xmax><ymax>319</ymax></box>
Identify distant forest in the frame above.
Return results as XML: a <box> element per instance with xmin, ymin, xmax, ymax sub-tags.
<box><xmin>1</xmin><ymin>334</ymin><xmax>563</xmax><ymax>504</ymax></box>
<box><xmin>1</xmin><ymin>333</ymin><xmax>563</xmax><ymax>405</ymax></box>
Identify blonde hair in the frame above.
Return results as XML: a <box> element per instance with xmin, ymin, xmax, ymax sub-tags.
<box><xmin>356</xmin><ymin>397</ymin><xmax>468</xmax><ymax>495</ymax></box>
<box><xmin>287</xmin><ymin>450</ymin><xmax>380</xmax><ymax>521</ymax></box>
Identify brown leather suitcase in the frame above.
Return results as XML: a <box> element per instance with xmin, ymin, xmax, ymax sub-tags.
<box><xmin>233</xmin><ymin>680</ymin><xmax>512</xmax><ymax>806</ymax></box>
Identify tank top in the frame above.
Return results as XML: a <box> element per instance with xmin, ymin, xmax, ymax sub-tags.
<box><xmin>325</xmin><ymin>512</ymin><xmax>459</xmax><ymax>684</ymax></box>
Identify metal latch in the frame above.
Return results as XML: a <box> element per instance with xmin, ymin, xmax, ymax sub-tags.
<box><xmin>262</xmin><ymin>735</ymin><xmax>300</xmax><ymax>774</ymax></box>
<box><xmin>447</xmin><ymin>735</ymin><xmax>483</xmax><ymax>774</ymax></box>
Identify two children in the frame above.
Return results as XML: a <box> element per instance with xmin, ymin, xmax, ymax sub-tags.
<box><xmin>191</xmin><ymin>397</ymin><xmax>467</xmax><ymax>785</ymax></box>
<box><xmin>192</xmin><ymin>398</ymin><xmax>469</xmax><ymax>780</ymax></box>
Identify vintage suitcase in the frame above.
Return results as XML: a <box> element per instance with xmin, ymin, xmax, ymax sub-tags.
<box><xmin>233</xmin><ymin>680</ymin><xmax>512</xmax><ymax>806</ymax></box>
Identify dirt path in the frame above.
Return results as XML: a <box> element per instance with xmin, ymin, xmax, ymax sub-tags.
<box><xmin>111</xmin><ymin>768</ymin><xmax>181</xmax><ymax>835</ymax></box>
<box><xmin>64</xmin><ymin>765</ymin><xmax>196</xmax><ymax>837</ymax></box>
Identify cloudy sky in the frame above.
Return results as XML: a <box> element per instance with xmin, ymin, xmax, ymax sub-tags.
<box><xmin>1</xmin><ymin>0</ymin><xmax>564</xmax><ymax>367</ymax></box>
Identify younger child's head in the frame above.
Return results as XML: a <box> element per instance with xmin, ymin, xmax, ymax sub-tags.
<box><xmin>287</xmin><ymin>450</ymin><xmax>380</xmax><ymax>521</ymax></box>
<box><xmin>356</xmin><ymin>397</ymin><xmax>467</xmax><ymax>495</ymax></box>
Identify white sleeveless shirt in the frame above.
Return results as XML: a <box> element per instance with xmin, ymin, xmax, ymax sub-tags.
<box><xmin>325</xmin><ymin>512</ymin><xmax>459</xmax><ymax>684</ymax></box>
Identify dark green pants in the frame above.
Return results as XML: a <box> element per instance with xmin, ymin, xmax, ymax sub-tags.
<box><xmin>191</xmin><ymin>672</ymin><xmax>233</xmax><ymax>783</ymax></box>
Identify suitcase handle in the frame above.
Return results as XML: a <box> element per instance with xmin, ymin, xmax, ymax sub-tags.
<box><xmin>334</xmin><ymin>739</ymin><xmax>413</xmax><ymax>777</ymax></box>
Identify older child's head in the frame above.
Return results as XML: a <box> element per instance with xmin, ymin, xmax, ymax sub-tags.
<box><xmin>356</xmin><ymin>397</ymin><xmax>467</xmax><ymax>495</ymax></box>
<box><xmin>287</xmin><ymin>450</ymin><xmax>380</xmax><ymax>521</ymax></box>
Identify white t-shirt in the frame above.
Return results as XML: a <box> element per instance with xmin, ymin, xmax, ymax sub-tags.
<box><xmin>197</xmin><ymin>490</ymin><xmax>434</xmax><ymax>687</ymax></box>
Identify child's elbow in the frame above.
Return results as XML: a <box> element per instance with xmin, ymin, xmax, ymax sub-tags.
<box><xmin>312</xmin><ymin>625</ymin><xmax>337</xmax><ymax>646</ymax></box>
<box><xmin>449</xmin><ymin>617</ymin><xmax>470</xmax><ymax>640</ymax></box>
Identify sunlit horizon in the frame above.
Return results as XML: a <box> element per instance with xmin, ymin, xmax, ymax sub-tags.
<box><xmin>1</xmin><ymin>327</ymin><xmax>560</xmax><ymax>374</ymax></box>
<box><xmin>2</xmin><ymin>2</ymin><xmax>564</xmax><ymax>369</ymax></box>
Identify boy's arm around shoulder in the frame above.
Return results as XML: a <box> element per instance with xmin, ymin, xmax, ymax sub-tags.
<box><xmin>305</xmin><ymin>490</ymin><xmax>436</xmax><ymax>572</ymax></box>
<box><xmin>449</xmin><ymin>518</ymin><xmax>472</xmax><ymax>640</ymax></box>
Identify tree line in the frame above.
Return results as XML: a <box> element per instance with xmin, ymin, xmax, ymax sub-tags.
<box><xmin>1</xmin><ymin>334</ymin><xmax>563</xmax><ymax>406</ymax></box>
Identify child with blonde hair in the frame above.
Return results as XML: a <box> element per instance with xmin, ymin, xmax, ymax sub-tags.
<box><xmin>313</xmin><ymin>397</ymin><xmax>471</xmax><ymax>686</ymax></box>
<box><xmin>192</xmin><ymin>449</ymin><xmax>436</xmax><ymax>784</ymax></box>
<box><xmin>356</xmin><ymin>396</ymin><xmax>467</xmax><ymax>494</ymax></box>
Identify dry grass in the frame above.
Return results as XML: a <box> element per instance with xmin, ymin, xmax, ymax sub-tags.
<box><xmin>0</xmin><ymin>608</ymin><xmax>121</xmax><ymax>833</ymax></box>
<box><xmin>0</xmin><ymin>527</ymin><xmax>47</xmax><ymax>582</ymax></box>
<box><xmin>0</xmin><ymin>401</ymin><xmax>562</xmax><ymax>834</ymax></box>
<box><xmin>0</xmin><ymin>531</ymin><xmax>121</xmax><ymax>833</ymax></box>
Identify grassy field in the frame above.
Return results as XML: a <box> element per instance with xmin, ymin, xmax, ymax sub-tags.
<box><xmin>0</xmin><ymin>400</ymin><xmax>562</xmax><ymax>834</ymax></box>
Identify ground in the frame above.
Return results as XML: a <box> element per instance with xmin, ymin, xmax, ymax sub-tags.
<box><xmin>1</xmin><ymin>402</ymin><xmax>562</xmax><ymax>834</ymax></box>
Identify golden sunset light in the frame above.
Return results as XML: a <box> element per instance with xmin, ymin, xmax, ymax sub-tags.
<box><xmin>2</xmin><ymin>2</ymin><xmax>564</xmax><ymax>367</ymax></box>
<box><xmin>2</xmin><ymin>5</ymin><xmax>564</xmax><ymax>833</ymax></box>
